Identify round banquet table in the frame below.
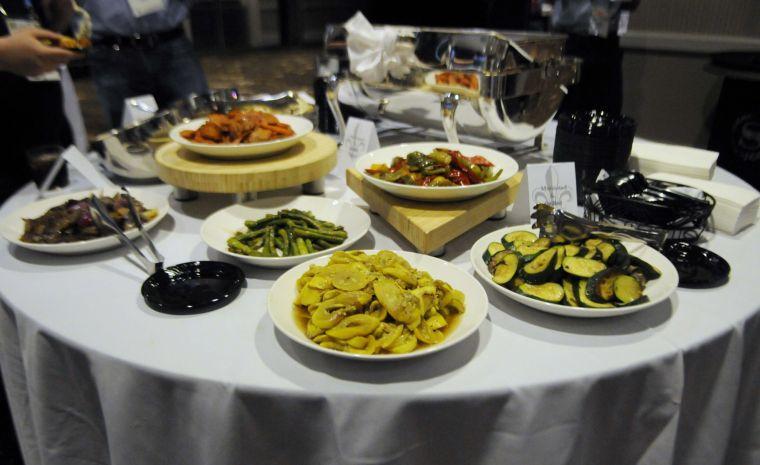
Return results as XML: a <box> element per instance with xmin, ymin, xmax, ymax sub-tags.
<box><xmin>1</xmin><ymin>135</ymin><xmax>759</xmax><ymax>465</ymax></box>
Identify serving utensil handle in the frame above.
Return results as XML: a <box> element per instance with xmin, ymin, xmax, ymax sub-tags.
<box><xmin>88</xmin><ymin>195</ymin><xmax>160</xmax><ymax>275</ymax></box>
<box><xmin>121</xmin><ymin>186</ymin><xmax>164</xmax><ymax>264</ymax></box>
<box><xmin>325</xmin><ymin>74</ymin><xmax>346</xmax><ymax>143</ymax></box>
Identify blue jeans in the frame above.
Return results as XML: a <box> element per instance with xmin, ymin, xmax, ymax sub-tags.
<box><xmin>88</xmin><ymin>36</ymin><xmax>209</xmax><ymax>128</ymax></box>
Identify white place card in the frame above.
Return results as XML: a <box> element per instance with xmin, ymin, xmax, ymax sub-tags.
<box><xmin>338</xmin><ymin>117</ymin><xmax>380</xmax><ymax>159</ymax></box>
<box><xmin>121</xmin><ymin>95</ymin><xmax>158</xmax><ymax>127</ymax></box>
<box><xmin>335</xmin><ymin>117</ymin><xmax>380</xmax><ymax>175</ymax></box>
<box><xmin>61</xmin><ymin>146</ymin><xmax>115</xmax><ymax>189</ymax></box>
<box><xmin>510</xmin><ymin>162</ymin><xmax>579</xmax><ymax>223</ymax></box>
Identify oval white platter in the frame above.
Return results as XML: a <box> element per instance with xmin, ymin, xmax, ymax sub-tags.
<box><xmin>169</xmin><ymin>114</ymin><xmax>313</xmax><ymax>159</ymax></box>
<box><xmin>268</xmin><ymin>250</ymin><xmax>489</xmax><ymax>361</ymax></box>
<box><xmin>0</xmin><ymin>187</ymin><xmax>169</xmax><ymax>255</ymax></box>
<box><xmin>470</xmin><ymin>224</ymin><xmax>679</xmax><ymax>318</ymax></box>
<box><xmin>201</xmin><ymin>196</ymin><xmax>371</xmax><ymax>269</ymax></box>
<box><xmin>355</xmin><ymin>142</ymin><xmax>519</xmax><ymax>202</ymax></box>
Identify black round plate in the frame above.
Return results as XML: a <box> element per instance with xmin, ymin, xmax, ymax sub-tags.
<box><xmin>662</xmin><ymin>241</ymin><xmax>731</xmax><ymax>289</ymax></box>
<box><xmin>141</xmin><ymin>261</ymin><xmax>246</xmax><ymax>314</ymax></box>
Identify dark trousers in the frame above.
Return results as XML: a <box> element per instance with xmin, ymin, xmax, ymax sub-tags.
<box><xmin>87</xmin><ymin>36</ymin><xmax>209</xmax><ymax>128</ymax></box>
<box><xmin>0</xmin><ymin>73</ymin><xmax>72</xmax><ymax>205</ymax></box>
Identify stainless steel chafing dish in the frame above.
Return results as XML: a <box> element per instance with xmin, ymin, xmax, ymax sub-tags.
<box><xmin>93</xmin><ymin>89</ymin><xmax>315</xmax><ymax>180</ymax></box>
<box><xmin>324</xmin><ymin>25</ymin><xmax>580</xmax><ymax>145</ymax></box>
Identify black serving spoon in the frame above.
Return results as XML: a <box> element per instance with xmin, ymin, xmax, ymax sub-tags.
<box><xmin>89</xmin><ymin>189</ymin><xmax>245</xmax><ymax>314</ymax></box>
<box><xmin>661</xmin><ymin>240</ymin><xmax>731</xmax><ymax>289</ymax></box>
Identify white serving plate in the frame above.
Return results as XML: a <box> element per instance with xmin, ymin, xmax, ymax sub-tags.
<box><xmin>201</xmin><ymin>196</ymin><xmax>371</xmax><ymax>269</ymax></box>
<box><xmin>0</xmin><ymin>188</ymin><xmax>169</xmax><ymax>255</ymax></box>
<box><xmin>355</xmin><ymin>142</ymin><xmax>519</xmax><ymax>202</ymax></box>
<box><xmin>470</xmin><ymin>225</ymin><xmax>679</xmax><ymax>318</ymax></box>
<box><xmin>268</xmin><ymin>250</ymin><xmax>489</xmax><ymax>361</ymax></box>
<box><xmin>169</xmin><ymin>114</ymin><xmax>313</xmax><ymax>159</ymax></box>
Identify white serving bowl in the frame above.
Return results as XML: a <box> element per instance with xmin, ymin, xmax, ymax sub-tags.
<box><xmin>267</xmin><ymin>250</ymin><xmax>489</xmax><ymax>361</ymax></box>
<box><xmin>355</xmin><ymin>142</ymin><xmax>519</xmax><ymax>202</ymax></box>
<box><xmin>201</xmin><ymin>196</ymin><xmax>371</xmax><ymax>269</ymax></box>
<box><xmin>0</xmin><ymin>188</ymin><xmax>169</xmax><ymax>255</ymax></box>
<box><xmin>169</xmin><ymin>114</ymin><xmax>313</xmax><ymax>159</ymax></box>
<box><xmin>470</xmin><ymin>224</ymin><xmax>679</xmax><ymax>318</ymax></box>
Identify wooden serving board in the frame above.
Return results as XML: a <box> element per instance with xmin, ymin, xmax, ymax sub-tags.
<box><xmin>346</xmin><ymin>168</ymin><xmax>523</xmax><ymax>254</ymax></box>
<box><xmin>154</xmin><ymin>132</ymin><xmax>337</xmax><ymax>194</ymax></box>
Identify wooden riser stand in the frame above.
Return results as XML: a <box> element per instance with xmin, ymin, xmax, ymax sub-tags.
<box><xmin>346</xmin><ymin>168</ymin><xmax>523</xmax><ymax>255</ymax></box>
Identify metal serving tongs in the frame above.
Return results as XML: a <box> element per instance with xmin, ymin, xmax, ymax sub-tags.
<box><xmin>530</xmin><ymin>203</ymin><xmax>667</xmax><ymax>249</ymax></box>
<box><xmin>88</xmin><ymin>188</ymin><xmax>163</xmax><ymax>274</ymax></box>
<box><xmin>87</xmin><ymin>187</ymin><xmax>245</xmax><ymax>314</ymax></box>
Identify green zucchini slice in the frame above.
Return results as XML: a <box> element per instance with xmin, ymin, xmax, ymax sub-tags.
<box><xmin>522</xmin><ymin>247</ymin><xmax>558</xmax><ymax>284</ymax></box>
<box><xmin>577</xmin><ymin>280</ymin><xmax>615</xmax><ymax>308</ymax></box>
<box><xmin>583</xmin><ymin>245</ymin><xmax>601</xmax><ymax>260</ymax></box>
<box><xmin>501</xmin><ymin>231</ymin><xmax>537</xmax><ymax>250</ymax></box>
<box><xmin>516</xmin><ymin>242</ymin><xmax>550</xmax><ymax>262</ymax></box>
<box><xmin>628</xmin><ymin>256</ymin><xmax>662</xmax><ymax>280</ymax></box>
<box><xmin>615</xmin><ymin>295</ymin><xmax>650</xmax><ymax>307</ymax></box>
<box><xmin>562</xmin><ymin>279</ymin><xmax>579</xmax><ymax>307</ymax></box>
<box><xmin>562</xmin><ymin>256</ymin><xmax>607</xmax><ymax>278</ymax></box>
<box><xmin>488</xmin><ymin>250</ymin><xmax>512</xmax><ymax>274</ymax></box>
<box><xmin>533</xmin><ymin>237</ymin><xmax>552</xmax><ymax>248</ymax></box>
<box><xmin>597</xmin><ymin>242</ymin><xmax>616</xmax><ymax>263</ymax></box>
<box><xmin>613</xmin><ymin>275</ymin><xmax>643</xmax><ymax>303</ymax></box>
<box><xmin>551</xmin><ymin>235</ymin><xmax>568</xmax><ymax>244</ymax></box>
<box><xmin>491</xmin><ymin>253</ymin><xmax>520</xmax><ymax>286</ymax></box>
<box><xmin>587</xmin><ymin>268</ymin><xmax>624</xmax><ymax>302</ymax></box>
<box><xmin>563</xmin><ymin>244</ymin><xmax>582</xmax><ymax>257</ymax></box>
<box><xmin>517</xmin><ymin>282</ymin><xmax>564</xmax><ymax>303</ymax></box>
<box><xmin>482</xmin><ymin>242</ymin><xmax>506</xmax><ymax>263</ymax></box>
<box><xmin>608</xmin><ymin>242</ymin><xmax>631</xmax><ymax>268</ymax></box>
<box><xmin>585</xmin><ymin>238</ymin><xmax>603</xmax><ymax>248</ymax></box>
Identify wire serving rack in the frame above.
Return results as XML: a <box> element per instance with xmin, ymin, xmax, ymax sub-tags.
<box><xmin>584</xmin><ymin>180</ymin><xmax>716</xmax><ymax>243</ymax></box>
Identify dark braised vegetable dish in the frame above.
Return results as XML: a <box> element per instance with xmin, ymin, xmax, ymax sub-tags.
<box><xmin>364</xmin><ymin>148</ymin><xmax>502</xmax><ymax>187</ymax></box>
<box><xmin>482</xmin><ymin>230</ymin><xmax>662</xmax><ymax>308</ymax></box>
<box><xmin>21</xmin><ymin>194</ymin><xmax>158</xmax><ymax>244</ymax></box>
<box><xmin>228</xmin><ymin>209</ymin><xmax>347</xmax><ymax>257</ymax></box>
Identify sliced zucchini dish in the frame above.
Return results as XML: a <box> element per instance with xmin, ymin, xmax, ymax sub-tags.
<box><xmin>483</xmin><ymin>231</ymin><xmax>661</xmax><ymax>308</ymax></box>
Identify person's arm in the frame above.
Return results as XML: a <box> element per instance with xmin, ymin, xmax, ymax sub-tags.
<box><xmin>0</xmin><ymin>27</ymin><xmax>79</xmax><ymax>76</ymax></box>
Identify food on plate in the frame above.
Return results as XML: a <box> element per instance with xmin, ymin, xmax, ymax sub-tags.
<box><xmin>180</xmin><ymin>110</ymin><xmax>295</xmax><ymax>144</ymax></box>
<box><xmin>435</xmin><ymin>71</ymin><xmax>478</xmax><ymax>90</ymax></box>
<box><xmin>482</xmin><ymin>231</ymin><xmax>662</xmax><ymax>308</ymax></box>
<box><xmin>21</xmin><ymin>193</ymin><xmax>157</xmax><ymax>244</ymax></box>
<box><xmin>293</xmin><ymin>250</ymin><xmax>466</xmax><ymax>355</ymax></box>
<box><xmin>41</xmin><ymin>35</ymin><xmax>91</xmax><ymax>51</ymax></box>
<box><xmin>227</xmin><ymin>209</ymin><xmax>347</xmax><ymax>257</ymax></box>
<box><xmin>364</xmin><ymin>148</ymin><xmax>503</xmax><ymax>186</ymax></box>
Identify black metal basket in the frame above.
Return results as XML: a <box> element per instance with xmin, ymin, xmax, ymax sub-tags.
<box><xmin>584</xmin><ymin>180</ymin><xmax>716</xmax><ymax>243</ymax></box>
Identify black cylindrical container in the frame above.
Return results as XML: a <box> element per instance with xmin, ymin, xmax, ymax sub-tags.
<box><xmin>553</xmin><ymin>110</ymin><xmax>636</xmax><ymax>201</ymax></box>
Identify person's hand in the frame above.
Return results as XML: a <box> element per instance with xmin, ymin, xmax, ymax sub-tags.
<box><xmin>0</xmin><ymin>28</ymin><xmax>80</xmax><ymax>76</ymax></box>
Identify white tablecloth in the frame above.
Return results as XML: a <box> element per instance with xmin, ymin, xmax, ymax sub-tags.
<box><xmin>1</xmin><ymin>134</ymin><xmax>759</xmax><ymax>465</ymax></box>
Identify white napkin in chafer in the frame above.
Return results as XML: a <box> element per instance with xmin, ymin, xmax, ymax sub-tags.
<box><xmin>629</xmin><ymin>139</ymin><xmax>718</xmax><ymax>180</ymax></box>
<box><xmin>648</xmin><ymin>172</ymin><xmax>759</xmax><ymax>235</ymax></box>
<box><xmin>345</xmin><ymin>12</ymin><xmax>416</xmax><ymax>84</ymax></box>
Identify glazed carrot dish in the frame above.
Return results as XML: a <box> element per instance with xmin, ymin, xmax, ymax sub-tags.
<box><xmin>435</xmin><ymin>71</ymin><xmax>478</xmax><ymax>90</ymax></box>
<box><xmin>181</xmin><ymin>110</ymin><xmax>295</xmax><ymax>144</ymax></box>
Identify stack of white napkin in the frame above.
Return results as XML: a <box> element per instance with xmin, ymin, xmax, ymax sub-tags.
<box><xmin>629</xmin><ymin>139</ymin><xmax>718</xmax><ymax>180</ymax></box>
<box><xmin>648</xmin><ymin>172</ymin><xmax>759</xmax><ymax>235</ymax></box>
<box><xmin>345</xmin><ymin>12</ymin><xmax>416</xmax><ymax>84</ymax></box>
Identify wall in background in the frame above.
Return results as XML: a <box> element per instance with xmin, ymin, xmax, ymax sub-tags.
<box><xmin>620</xmin><ymin>0</ymin><xmax>760</xmax><ymax>147</ymax></box>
